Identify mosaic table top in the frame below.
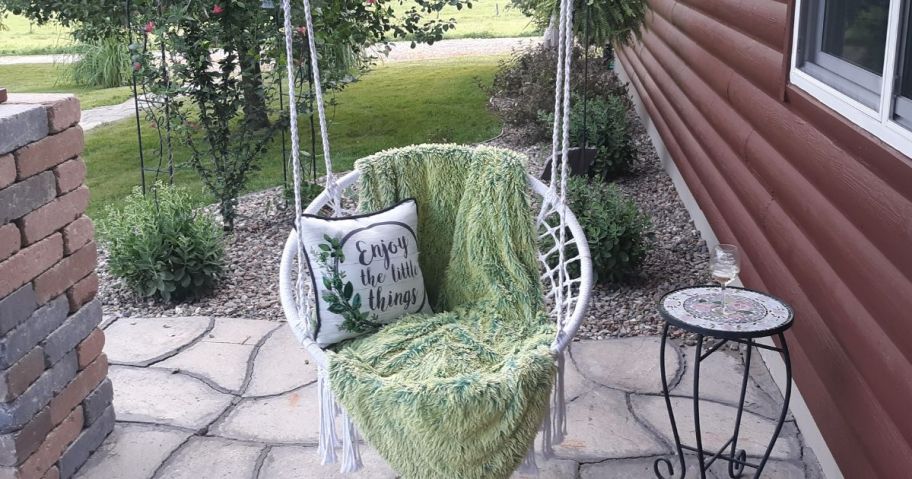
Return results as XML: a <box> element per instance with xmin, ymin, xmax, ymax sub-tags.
<box><xmin>659</xmin><ymin>286</ymin><xmax>793</xmax><ymax>339</ymax></box>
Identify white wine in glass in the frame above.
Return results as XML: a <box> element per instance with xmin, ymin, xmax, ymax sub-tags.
<box><xmin>710</xmin><ymin>244</ymin><xmax>741</xmax><ymax>315</ymax></box>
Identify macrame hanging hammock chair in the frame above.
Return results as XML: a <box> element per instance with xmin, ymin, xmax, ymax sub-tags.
<box><xmin>277</xmin><ymin>0</ymin><xmax>593</xmax><ymax>476</ymax></box>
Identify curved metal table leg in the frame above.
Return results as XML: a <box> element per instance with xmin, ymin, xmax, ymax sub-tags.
<box><xmin>727</xmin><ymin>342</ymin><xmax>752</xmax><ymax>478</ymax></box>
<box><xmin>692</xmin><ymin>334</ymin><xmax>707</xmax><ymax>479</ymax></box>
<box><xmin>753</xmin><ymin>333</ymin><xmax>792</xmax><ymax>477</ymax></box>
<box><xmin>654</xmin><ymin>323</ymin><xmax>687</xmax><ymax>479</ymax></box>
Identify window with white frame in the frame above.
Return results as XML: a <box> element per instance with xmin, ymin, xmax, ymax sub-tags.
<box><xmin>792</xmin><ymin>0</ymin><xmax>912</xmax><ymax>155</ymax></box>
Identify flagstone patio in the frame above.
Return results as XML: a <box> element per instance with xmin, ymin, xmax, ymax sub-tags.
<box><xmin>75</xmin><ymin>316</ymin><xmax>824</xmax><ymax>478</ymax></box>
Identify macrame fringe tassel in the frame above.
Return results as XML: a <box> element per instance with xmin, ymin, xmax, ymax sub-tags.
<box><xmin>517</xmin><ymin>446</ymin><xmax>539</xmax><ymax>475</ymax></box>
<box><xmin>551</xmin><ymin>352</ymin><xmax>567</xmax><ymax>445</ymax></box>
<box><xmin>317</xmin><ymin>368</ymin><xmax>339</xmax><ymax>465</ymax></box>
<box><xmin>340</xmin><ymin>412</ymin><xmax>363</xmax><ymax>473</ymax></box>
<box><xmin>540</xmin><ymin>386</ymin><xmax>554</xmax><ymax>459</ymax></box>
<box><xmin>540</xmin><ymin>350</ymin><xmax>568</xmax><ymax>461</ymax></box>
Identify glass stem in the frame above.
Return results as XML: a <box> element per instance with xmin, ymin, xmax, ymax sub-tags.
<box><xmin>720</xmin><ymin>284</ymin><xmax>727</xmax><ymax>315</ymax></box>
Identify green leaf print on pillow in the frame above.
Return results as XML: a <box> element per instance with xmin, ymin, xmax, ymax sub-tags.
<box><xmin>314</xmin><ymin>235</ymin><xmax>383</xmax><ymax>334</ymax></box>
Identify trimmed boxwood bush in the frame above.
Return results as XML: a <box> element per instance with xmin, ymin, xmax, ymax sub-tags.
<box><xmin>99</xmin><ymin>184</ymin><xmax>225</xmax><ymax>301</ymax></box>
<box><xmin>566</xmin><ymin>176</ymin><xmax>650</xmax><ymax>283</ymax></box>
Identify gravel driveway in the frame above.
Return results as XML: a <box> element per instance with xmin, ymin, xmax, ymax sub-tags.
<box><xmin>380</xmin><ymin>37</ymin><xmax>541</xmax><ymax>62</ymax></box>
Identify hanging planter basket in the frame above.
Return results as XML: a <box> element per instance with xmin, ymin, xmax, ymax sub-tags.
<box><xmin>540</xmin><ymin>146</ymin><xmax>598</xmax><ymax>183</ymax></box>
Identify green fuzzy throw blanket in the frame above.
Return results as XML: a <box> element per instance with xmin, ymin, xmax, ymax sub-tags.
<box><xmin>328</xmin><ymin>144</ymin><xmax>557</xmax><ymax>479</ymax></box>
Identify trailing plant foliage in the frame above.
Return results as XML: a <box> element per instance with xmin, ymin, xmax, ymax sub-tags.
<box><xmin>539</xmin><ymin>94</ymin><xmax>634</xmax><ymax>179</ymax></box>
<box><xmin>511</xmin><ymin>0</ymin><xmax>646</xmax><ymax>45</ymax></box>
<box><xmin>566</xmin><ymin>176</ymin><xmax>650</xmax><ymax>283</ymax></box>
<box><xmin>64</xmin><ymin>36</ymin><xmax>131</xmax><ymax>88</ymax></box>
<box><xmin>99</xmin><ymin>183</ymin><xmax>225</xmax><ymax>302</ymax></box>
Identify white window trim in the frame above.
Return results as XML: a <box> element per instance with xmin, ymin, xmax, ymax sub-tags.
<box><xmin>790</xmin><ymin>0</ymin><xmax>912</xmax><ymax>158</ymax></box>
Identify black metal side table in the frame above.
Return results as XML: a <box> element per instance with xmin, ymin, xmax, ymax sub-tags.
<box><xmin>653</xmin><ymin>286</ymin><xmax>794</xmax><ymax>479</ymax></box>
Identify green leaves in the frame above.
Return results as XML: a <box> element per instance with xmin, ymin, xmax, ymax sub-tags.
<box><xmin>564</xmin><ymin>177</ymin><xmax>651</xmax><ymax>283</ymax></box>
<box><xmin>538</xmin><ymin>93</ymin><xmax>635</xmax><ymax>180</ymax></box>
<box><xmin>98</xmin><ymin>182</ymin><xmax>225</xmax><ymax>302</ymax></box>
<box><xmin>313</xmin><ymin>238</ymin><xmax>381</xmax><ymax>335</ymax></box>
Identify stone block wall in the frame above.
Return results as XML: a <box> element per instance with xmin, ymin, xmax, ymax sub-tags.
<box><xmin>0</xmin><ymin>94</ymin><xmax>113</xmax><ymax>479</ymax></box>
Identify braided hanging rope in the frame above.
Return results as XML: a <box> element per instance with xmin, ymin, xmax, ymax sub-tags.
<box><xmin>299</xmin><ymin>0</ymin><xmax>342</xmax><ymax>214</ymax></box>
<box><xmin>540</xmin><ymin>0</ymin><xmax>575</xmax><ymax>336</ymax></box>
<box><xmin>280</xmin><ymin>0</ymin><xmax>309</xmax><ymax>335</ymax></box>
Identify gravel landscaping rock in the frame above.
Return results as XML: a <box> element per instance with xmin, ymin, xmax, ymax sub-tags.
<box><xmin>98</xmin><ymin>71</ymin><xmax>711</xmax><ymax>342</ymax></box>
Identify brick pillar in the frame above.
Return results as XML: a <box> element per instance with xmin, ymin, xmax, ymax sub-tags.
<box><xmin>0</xmin><ymin>94</ymin><xmax>113</xmax><ymax>479</ymax></box>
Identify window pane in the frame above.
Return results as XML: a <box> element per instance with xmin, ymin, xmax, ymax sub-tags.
<box><xmin>894</xmin><ymin>1</ymin><xmax>912</xmax><ymax>128</ymax></box>
<box><xmin>898</xmin><ymin>3</ymin><xmax>912</xmax><ymax>99</ymax></box>
<box><xmin>822</xmin><ymin>0</ymin><xmax>890</xmax><ymax>74</ymax></box>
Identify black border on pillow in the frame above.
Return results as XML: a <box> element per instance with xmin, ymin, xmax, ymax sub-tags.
<box><xmin>296</xmin><ymin>198</ymin><xmax>418</xmax><ymax>347</ymax></box>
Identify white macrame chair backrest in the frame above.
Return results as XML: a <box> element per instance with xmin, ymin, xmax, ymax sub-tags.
<box><xmin>277</xmin><ymin>0</ymin><xmax>591</xmax><ymax>472</ymax></box>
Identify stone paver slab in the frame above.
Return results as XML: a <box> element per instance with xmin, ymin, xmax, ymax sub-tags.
<box><xmin>157</xmin><ymin>341</ymin><xmax>254</xmax><ymax>392</ymax></box>
<box><xmin>562</xmin><ymin>348</ymin><xmax>595</xmax><ymax>401</ymax></box>
<box><xmin>156</xmin><ymin>436</ymin><xmax>263</xmax><ymax>479</ymax></box>
<box><xmin>75</xmin><ymin>423</ymin><xmax>190</xmax><ymax>479</ymax></box>
<box><xmin>553</xmin><ymin>387</ymin><xmax>667</xmax><ymax>461</ymax></box>
<box><xmin>512</xmin><ymin>457</ymin><xmax>578</xmax><ymax>479</ymax></box>
<box><xmin>259</xmin><ymin>445</ymin><xmax>399</xmax><ymax>478</ymax></box>
<box><xmin>210</xmin><ymin>385</ymin><xmax>319</xmax><ymax>444</ymax></box>
<box><xmin>109</xmin><ymin>365</ymin><xmax>233</xmax><ymax>429</ymax></box>
<box><xmin>581</xmin><ymin>455</ymin><xmax>713</xmax><ymax>479</ymax></box>
<box><xmin>674</xmin><ymin>346</ymin><xmax>783</xmax><ymax>419</ymax></box>
<box><xmin>202</xmin><ymin>318</ymin><xmax>277</xmax><ymax>345</ymax></box>
<box><xmin>631</xmin><ymin>395</ymin><xmax>799</xmax><ymax>460</ymax></box>
<box><xmin>104</xmin><ymin>317</ymin><xmax>211</xmax><ymax>366</ymax></box>
<box><xmin>245</xmin><ymin>326</ymin><xmax>317</xmax><ymax>397</ymax></box>
<box><xmin>571</xmin><ymin>338</ymin><xmax>680</xmax><ymax>394</ymax></box>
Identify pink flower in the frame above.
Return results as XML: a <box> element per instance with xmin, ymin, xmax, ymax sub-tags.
<box><xmin>144</xmin><ymin>21</ymin><xmax>155</xmax><ymax>33</ymax></box>
<box><xmin>133</xmin><ymin>62</ymin><xmax>142</xmax><ymax>71</ymax></box>
<box><xmin>365</xmin><ymin>0</ymin><xmax>375</xmax><ymax>4</ymax></box>
<box><xmin>212</xmin><ymin>4</ymin><xmax>224</xmax><ymax>14</ymax></box>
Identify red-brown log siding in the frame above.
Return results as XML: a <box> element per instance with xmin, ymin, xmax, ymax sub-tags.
<box><xmin>617</xmin><ymin>1</ymin><xmax>912</xmax><ymax>476</ymax></box>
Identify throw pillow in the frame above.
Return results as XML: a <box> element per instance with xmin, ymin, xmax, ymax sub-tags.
<box><xmin>298</xmin><ymin>199</ymin><xmax>432</xmax><ymax>348</ymax></box>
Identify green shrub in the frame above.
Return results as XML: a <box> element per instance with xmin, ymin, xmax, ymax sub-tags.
<box><xmin>65</xmin><ymin>37</ymin><xmax>131</xmax><ymax>88</ymax></box>
<box><xmin>490</xmin><ymin>44</ymin><xmax>623</xmax><ymax>137</ymax></box>
<box><xmin>539</xmin><ymin>94</ymin><xmax>635</xmax><ymax>179</ymax></box>
<box><xmin>566</xmin><ymin>176</ymin><xmax>650</xmax><ymax>283</ymax></box>
<box><xmin>99</xmin><ymin>184</ymin><xmax>225</xmax><ymax>301</ymax></box>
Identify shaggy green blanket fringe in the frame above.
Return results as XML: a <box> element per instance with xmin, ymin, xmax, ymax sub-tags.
<box><xmin>328</xmin><ymin>144</ymin><xmax>556</xmax><ymax>479</ymax></box>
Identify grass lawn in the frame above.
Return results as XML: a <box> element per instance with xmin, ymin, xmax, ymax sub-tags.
<box><xmin>400</xmin><ymin>0</ymin><xmax>539</xmax><ymax>39</ymax></box>
<box><xmin>0</xmin><ymin>63</ymin><xmax>132</xmax><ymax>109</ymax></box>
<box><xmin>0</xmin><ymin>14</ymin><xmax>77</xmax><ymax>55</ymax></box>
<box><xmin>83</xmin><ymin>56</ymin><xmax>504</xmax><ymax>218</ymax></box>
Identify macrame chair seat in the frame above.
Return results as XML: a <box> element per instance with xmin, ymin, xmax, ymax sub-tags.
<box><xmin>279</xmin><ymin>145</ymin><xmax>593</xmax><ymax>477</ymax></box>
<box><xmin>278</xmin><ymin>0</ymin><xmax>588</xmax><ymax>474</ymax></box>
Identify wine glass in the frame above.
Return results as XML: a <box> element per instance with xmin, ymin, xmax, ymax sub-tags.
<box><xmin>710</xmin><ymin>244</ymin><xmax>740</xmax><ymax>315</ymax></box>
